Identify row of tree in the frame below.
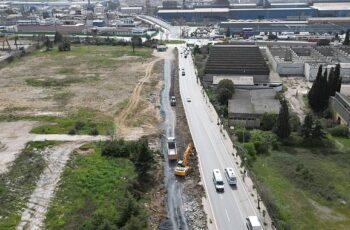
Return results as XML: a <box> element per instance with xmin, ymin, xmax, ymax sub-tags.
<box><xmin>308</xmin><ymin>64</ymin><xmax>342</xmax><ymax>112</ymax></box>
<box><xmin>273</xmin><ymin>99</ymin><xmax>326</xmax><ymax>142</ymax></box>
<box><xmin>344</xmin><ymin>30</ymin><xmax>350</xmax><ymax>46</ymax></box>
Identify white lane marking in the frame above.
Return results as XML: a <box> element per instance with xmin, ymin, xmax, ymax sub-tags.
<box><xmin>225</xmin><ymin>208</ymin><xmax>231</xmax><ymax>222</ymax></box>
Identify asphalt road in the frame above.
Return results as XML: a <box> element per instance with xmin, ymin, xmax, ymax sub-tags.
<box><xmin>178</xmin><ymin>47</ymin><xmax>260</xmax><ymax>230</ymax></box>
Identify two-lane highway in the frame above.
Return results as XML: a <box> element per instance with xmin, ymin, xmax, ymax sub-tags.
<box><xmin>178</xmin><ymin>46</ymin><xmax>260</xmax><ymax>230</ymax></box>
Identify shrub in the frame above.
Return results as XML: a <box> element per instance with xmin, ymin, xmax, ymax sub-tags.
<box><xmin>74</xmin><ymin>120</ymin><xmax>85</xmax><ymax>130</ymax></box>
<box><xmin>235</xmin><ymin>128</ymin><xmax>251</xmax><ymax>142</ymax></box>
<box><xmin>242</xmin><ymin>142</ymin><xmax>257</xmax><ymax>160</ymax></box>
<box><xmin>89</xmin><ymin>127</ymin><xmax>99</xmax><ymax>136</ymax></box>
<box><xmin>68</xmin><ymin>127</ymin><xmax>76</xmax><ymax>135</ymax></box>
<box><xmin>260</xmin><ymin>113</ymin><xmax>277</xmax><ymax>131</ymax></box>
<box><xmin>289</xmin><ymin>113</ymin><xmax>301</xmax><ymax>132</ymax></box>
<box><xmin>254</xmin><ymin>141</ymin><xmax>269</xmax><ymax>154</ymax></box>
<box><xmin>101</xmin><ymin>139</ymin><xmax>130</xmax><ymax>158</ymax></box>
<box><xmin>251</xmin><ymin>130</ymin><xmax>277</xmax><ymax>154</ymax></box>
<box><xmin>329</xmin><ymin>125</ymin><xmax>349</xmax><ymax>137</ymax></box>
<box><xmin>240</xmin><ymin>143</ymin><xmax>256</xmax><ymax>166</ymax></box>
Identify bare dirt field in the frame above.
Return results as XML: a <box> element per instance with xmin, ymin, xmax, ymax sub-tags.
<box><xmin>0</xmin><ymin>46</ymin><xmax>153</xmax><ymax>118</ymax></box>
<box><xmin>0</xmin><ymin>121</ymin><xmax>37</xmax><ymax>174</ymax></box>
<box><xmin>282</xmin><ymin>76</ymin><xmax>311</xmax><ymax>120</ymax></box>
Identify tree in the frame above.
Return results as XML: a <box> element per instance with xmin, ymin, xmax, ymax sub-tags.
<box><xmin>217</xmin><ymin>79</ymin><xmax>234</xmax><ymax>93</ymax></box>
<box><xmin>260</xmin><ymin>113</ymin><xmax>277</xmax><ymax>131</ymax></box>
<box><xmin>44</xmin><ymin>36</ymin><xmax>53</xmax><ymax>51</ymax></box>
<box><xmin>308</xmin><ymin>65</ymin><xmax>329</xmax><ymax>112</ymax></box>
<box><xmin>328</xmin><ymin>67</ymin><xmax>336</xmax><ymax>97</ymax></box>
<box><xmin>311</xmin><ymin>120</ymin><xmax>325</xmax><ymax>140</ymax></box>
<box><xmin>274</xmin><ymin>99</ymin><xmax>291</xmax><ymax>139</ymax></box>
<box><xmin>334</xmin><ymin>63</ymin><xmax>342</xmax><ymax>93</ymax></box>
<box><xmin>116</xmin><ymin>195</ymin><xmax>138</xmax><ymax>228</ymax></box>
<box><xmin>343</xmin><ymin>30</ymin><xmax>349</xmax><ymax>46</ymax></box>
<box><xmin>217</xmin><ymin>79</ymin><xmax>235</xmax><ymax>105</ymax></box>
<box><xmin>131</xmin><ymin>139</ymin><xmax>154</xmax><ymax>181</ymax></box>
<box><xmin>301</xmin><ymin>113</ymin><xmax>313</xmax><ymax>139</ymax></box>
<box><xmin>58</xmin><ymin>37</ymin><xmax>71</xmax><ymax>52</ymax></box>
<box><xmin>54</xmin><ymin>31</ymin><xmax>63</xmax><ymax>44</ymax></box>
<box><xmin>226</xmin><ymin>27</ymin><xmax>231</xmax><ymax>38</ymax></box>
<box><xmin>217</xmin><ymin>87</ymin><xmax>233</xmax><ymax>105</ymax></box>
<box><xmin>193</xmin><ymin>45</ymin><xmax>201</xmax><ymax>55</ymax></box>
<box><xmin>122</xmin><ymin>215</ymin><xmax>147</xmax><ymax>230</ymax></box>
<box><xmin>131</xmin><ymin>36</ymin><xmax>142</xmax><ymax>53</ymax></box>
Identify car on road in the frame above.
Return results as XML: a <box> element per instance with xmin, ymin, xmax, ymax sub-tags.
<box><xmin>182</xmin><ymin>71</ymin><xmax>185</xmax><ymax>76</ymax></box>
<box><xmin>186</xmin><ymin>97</ymin><xmax>191</xmax><ymax>102</ymax></box>
<box><xmin>170</xmin><ymin>96</ymin><xmax>176</xmax><ymax>106</ymax></box>
<box><xmin>213</xmin><ymin>169</ymin><xmax>224</xmax><ymax>192</ymax></box>
<box><xmin>224</xmin><ymin>167</ymin><xmax>237</xmax><ymax>186</ymax></box>
<box><xmin>246</xmin><ymin>216</ymin><xmax>263</xmax><ymax>230</ymax></box>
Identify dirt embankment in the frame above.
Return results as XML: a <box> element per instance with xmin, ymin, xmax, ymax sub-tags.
<box><xmin>172</xmin><ymin>48</ymin><xmax>207</xmax><ymax>230</ymax></box>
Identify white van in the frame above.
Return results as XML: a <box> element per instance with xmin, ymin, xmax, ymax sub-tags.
<box><xmin>224</xmin><ymin>167</ymin><xmax>237</xmax><ymax>186</ymax></box>
<box><xmin>213</xmin><ymin>169</ymin><xmax>224</xmax><ymax>192</ymax></box>
<box><xmin>246</xmin><ymin>216</ymin><xmax>263</xmax><ymax>230</ymax></box>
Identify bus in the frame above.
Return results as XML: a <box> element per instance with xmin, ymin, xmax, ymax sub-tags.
<box><xmin>242</xmin><ymin>28</ymin><xmax>254</xmax><ymax>39</ymax></box>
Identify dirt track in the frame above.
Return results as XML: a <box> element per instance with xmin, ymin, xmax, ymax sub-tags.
<box><xmin>16</xmin><ymin>142</ymin><xmax>82</xmax><ymax>230</ymax></box>
<box><xmin>116</xmin><ymin>57</ymin><xmax>162</xmax><ymax>139</ymax></box>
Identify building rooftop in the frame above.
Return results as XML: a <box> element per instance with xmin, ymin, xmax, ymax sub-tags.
<box><xmin>228</xmin><ymin>89</ymin><xmax>280</xmax><ymax>115</ymax></box>
<box><xmin>311</xmin><ymin>3</ymin><xmax>350</xmax><ymax>11</ymax></box>
<box><xmin>158</xmin><ymin>8</ymin><xmax>230</xmax><ymax>13</ymax></box>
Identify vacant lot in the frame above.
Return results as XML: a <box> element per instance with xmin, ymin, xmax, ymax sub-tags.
<box><xmin>0</xmin><ymin>44</ymin><xmax>165</xmax><ymax>229</ymax></box>
<box><xmin>252</xmin><ymin>138</ymin><xmax>350</xmax><ymax>230</ymax></box>
<box><xmin>0</xmin><ymin>45</ymin><xmax>160</xmax><ymax>137</ymax></box>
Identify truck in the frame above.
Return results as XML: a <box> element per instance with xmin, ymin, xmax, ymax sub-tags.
<box><xmin>174</xmin><ymin>143</ymin><xmax>193</xmax><ymax>177</ymax></box>
<box><xmin>170</xmin><ymin>96</ymin><xmax>176</xmax><ymax>106</ymax></box>
<box><xmin>167</xmin><ymin>137</ymin><xmax>177</xmax><ymax>161</ymax></box>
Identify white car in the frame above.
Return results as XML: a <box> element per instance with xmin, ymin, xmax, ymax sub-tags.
<box><xmin>186</xmin><ymin>97</ymin><xmax>191</xmax><ymax>102</ymax></box>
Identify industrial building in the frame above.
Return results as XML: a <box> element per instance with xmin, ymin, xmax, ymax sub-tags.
<box><xmin>203</xmin><ymin>44</ymin><xmax>282</xmax><ymax>90</ymax></box>
<box><xmin>219</xmin><ymin>17</ymin><xmax>350</xmax><ymax>34</ymax></box>
<box><xmin>265</xmin><ymin>45</ymin><xmax>350</xmax><ymax>81</ymax></box>
<box><xmin>228</xmin><ymin>89</ymin><xmax>281</xmax><ymax>128</ymax></box>
<box><xmin>330</xmin><ymin>92</ymin><xmax>350</xmax><ymax>127</ymax></box>
<box><xmin>157</xmin><ymin>2</ymin><xmax>350</xmax><ymax>22</ymax></box>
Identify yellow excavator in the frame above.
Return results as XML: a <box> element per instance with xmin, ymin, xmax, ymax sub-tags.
<box><xmin>174</xmin><ymin>143</ymin><xmax>194</xmax><ymax>177</ymax></box>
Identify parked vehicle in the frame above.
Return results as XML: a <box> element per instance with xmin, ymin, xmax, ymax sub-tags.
<box><xmin>170</xmin><ymin>96</ymin><xmax>176</xmax><ymax>106</ymax></box>
<box><xmin>174</xmin><ymin>143</ymin><xmax>193</xmax><ymax>176</ymax></box>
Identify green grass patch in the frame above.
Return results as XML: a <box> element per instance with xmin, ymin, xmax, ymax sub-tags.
<box><xmin>252</xmin><ymin>146</ymin><xmax>350</xmax><ymax>229</ymax></box>
<box><xmin>0</xmin><ymin>141</ymin><xmax>58</xmax><ymax>229</ymax></box>
<box><xmin>30</xmin><ymin>108</ymin><xmax>115</xmax><ymax>135</ymax></box>
<box><xmin>44</xmin><ymin>144</ymin><xmax>137</xmax><ymax>229</ymax></box>
<box><xmin>35</xmin><ymin>45</ymin><xmax>153</xmax><ymax>59</ymax></box>
<box><xmin>25</xmin><ymin>76</ymin><xmax>98</xmax><ymax>87</ymax></box>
